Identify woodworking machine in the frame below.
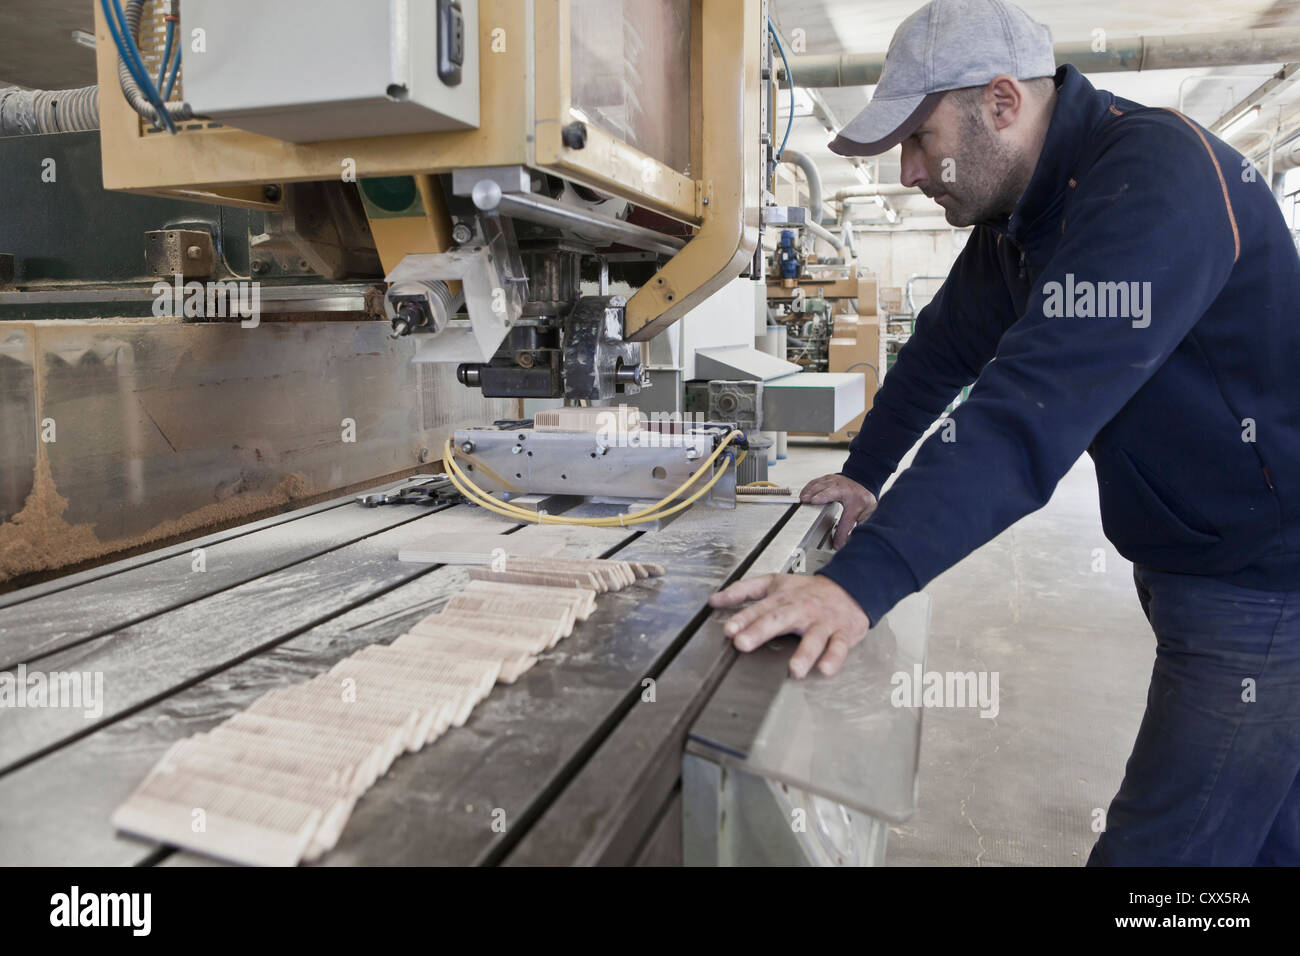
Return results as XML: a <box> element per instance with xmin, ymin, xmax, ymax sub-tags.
<box><xmin>0</xmin><ymin>0</ymin><xmax>904</xmax><ymax>869</ymax></box>
<box><xmin>0</xmin><ymin>0</ymin><xmax>869</xmax><ymax>567</ymax></box>
<box><xmin>91</xmin><ymin>0</ymin><xmax>763</xmax><ymax>401</ymax></box>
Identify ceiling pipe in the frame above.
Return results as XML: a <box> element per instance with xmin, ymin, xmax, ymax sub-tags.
<box><xmin>782</xmin><ymin>27</ymin><xmax>1300</xmax><ymax>88</ymax></box>
<box><xmin>777</xmin><ymin>148</ymin><xmax>825</xmax><ymax>224</ymax></box>
<box><xmin>806</xmin><ymin>219</ymin><xmax>845</xmax><ymax>251</ymax></box>
<box><xmin>834</xmin><ymin>184</ymin><xmax>919</xmax><ymax>200</ymax></box>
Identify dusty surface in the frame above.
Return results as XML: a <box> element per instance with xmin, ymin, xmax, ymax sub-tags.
<box><xmin>0</xmin><ymin>450</ymin><xmax>311</xmax><ymax>585</ymax></box>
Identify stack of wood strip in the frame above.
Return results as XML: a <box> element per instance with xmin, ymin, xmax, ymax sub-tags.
<box><xmin>111</xmin><ymin>553</ymin><xmax>664</xmax><ymax>866</ymax></box>
<box><xmin>532</xmin><ymin>405</ymin><xmax>642</xmax><ymax>433</ymax></box>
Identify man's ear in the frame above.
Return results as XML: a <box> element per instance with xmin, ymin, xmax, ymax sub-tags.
<box><xmin>986</xmin><ymin>75</ymin><xmax>1022</xmax><ymax>131</ymax></box>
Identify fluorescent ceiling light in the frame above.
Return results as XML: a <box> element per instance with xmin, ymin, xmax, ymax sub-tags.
<box><xmin>1222</xmin><ymin>105</ymin><xmax>1261</xmax><ymax>141</ymax></box>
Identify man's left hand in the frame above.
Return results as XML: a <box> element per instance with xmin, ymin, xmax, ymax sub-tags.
<box><xmin>707</xmin><ymin>574</ymin><xmax>871</xmax><ymax>678</ymax></box>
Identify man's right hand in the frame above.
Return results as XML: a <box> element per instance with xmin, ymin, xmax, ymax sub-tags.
<box><xmin>799</xmin><ymin>474</ymin><xmax>878</xmax><ymax>550</ymax></box>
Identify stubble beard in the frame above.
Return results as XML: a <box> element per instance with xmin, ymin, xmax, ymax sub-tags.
<box><xmin>941</xmin><ymin>112</ymin><xmax>1027</xmax><ymax>227</ymax></box>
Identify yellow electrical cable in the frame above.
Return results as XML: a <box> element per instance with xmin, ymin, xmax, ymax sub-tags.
<box><xmin>443</xmin><ymin>429</ymin><xmax>744</xmax><ymax>527</ymax></box>
<box><xmin>443</xmin><ymin>431</ymin><xmax>740</xmax><ymax>526</ymax></box>
<box><xmin>740</xmin><ymin>480</ymin><xmax>779</xmax><ymax>488</ymax></box>
<box><xmin>446</xmin><ymin>428</ymin><xmax>740</xmax><ymax>518</ymax></box>
<box><xmin>445</xmin><ymin>443</ymin><xmax>732</xmax><ymax>527</ymax></box>
<box><xmin>450</xmin><ymin>428</ymin><xmax>743</xmax><ymax>520</ymax></box>
<box><xmin>449</xmin><ymin>453</ymin><xmax>736</xmax><ymax>527</ymax></box>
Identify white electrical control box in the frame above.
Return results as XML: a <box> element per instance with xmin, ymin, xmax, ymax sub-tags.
<box><xmin>178</xmin><ymin>0</ymin><xmax>478</xmax><ymax>143</ymax></box>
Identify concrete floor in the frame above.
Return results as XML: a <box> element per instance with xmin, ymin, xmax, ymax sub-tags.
<box><xmin>766</xmin><ymin>439</ymin><xmax>1155</xmax><ymax>866</ymax></box>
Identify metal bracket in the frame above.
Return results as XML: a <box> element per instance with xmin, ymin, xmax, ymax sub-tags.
<box><xmin>356</xmin><ymin>475</ymin><xmax>461</xmax><ymax>507</ymax></box>
<box><xmin>561</xmin><ymin>295</ymin><xmax>644</xmax><ymax>402</ymax></box>
<box><xmin>387</xmin><ymin>216</ymin><xmax>528</xmax><ymax>363</ymax></box>
<box><xmin>761</xmin><ymin>205</ymin><xmax>809</xmax><ymax>226</ymax></box>
<box><xmin>450</xmin><ymin>165</ymin><xmax>531</xmax><ymax>200</ymax></box>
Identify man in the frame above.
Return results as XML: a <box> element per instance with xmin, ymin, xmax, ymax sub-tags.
<box><xmin>710</xmin><ymin>0</ymin><xmax>1300</xmax><ymax>866</ymax></box>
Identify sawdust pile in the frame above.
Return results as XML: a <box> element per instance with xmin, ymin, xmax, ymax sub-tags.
<box><xmin>0</xmin><ymin>459</ymin><xmax>312</xmax><ymax>584</ymax></box>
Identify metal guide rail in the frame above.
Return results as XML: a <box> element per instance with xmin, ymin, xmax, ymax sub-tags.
<box><xmin>0</xmin><ymin>475</ymin><xmax>832</xmax><ymax>866</ymax></box>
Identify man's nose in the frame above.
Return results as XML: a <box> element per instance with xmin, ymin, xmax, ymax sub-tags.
<box><xmin>899</xmin><ymin>141</ymin><xmax>926</xmax><ymax>189</ymax></box>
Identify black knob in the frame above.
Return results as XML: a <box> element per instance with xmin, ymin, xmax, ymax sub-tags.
<box><xmin>562</xmin><ymin>121</ymin><xmax>588</xmax><ymax>150</ymax></box>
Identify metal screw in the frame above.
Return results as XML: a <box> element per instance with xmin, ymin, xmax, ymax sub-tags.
<box><xmin>511</xmin><ymin>444</ymin><xmax>523</xmax><ymax>455</ymax></box>
<box><xmin>451</xmin><ymin>222</ymin><xmax>473</xmax><ymax>244</ymax></box>
<box><xmin>702</xmin><ymin>197</ymin><xmax>710</xmax><ymax>205</ymax></box>
<box><xmin>460</xmin><ymin>441</ymin><xmax>475</xmax><ymax>454</ymax></box>
<box><xmin>418</xmin><ymin>447</ymin><xmax>430</xmax><ymax>463</ymax></box>
<box><xmin>251</xmin><ymin>260</ymin><xmax>268</xmax><ymax>274</ymax></box>
<box><xmin>262</xmin><ymin>184</ymin><xmax>282</xmax><ymax>202</ymax></box>
<box><xmin>186</xmin><ymin>245</ymin><xmax>202</xmax><ymax>260</ymax></box>
<box><xmin>686</xmin><ymin>447</ymin><xmax>701</xmax><ymax>460</ymax></box>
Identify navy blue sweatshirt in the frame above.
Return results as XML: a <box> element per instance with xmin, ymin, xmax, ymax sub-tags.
<box><xmin>818</xmin><ymin>65</ymin><xmax>1300</xmax><ymax>625</ymax></box>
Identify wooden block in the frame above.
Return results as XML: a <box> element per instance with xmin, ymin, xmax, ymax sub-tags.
<box><xmin>153</xmin><ymin>742</ymin><xmax>358</xmax><ymax>860</ymax></box>
<box><xmin>392</xmin><ymin>632</ymin><xmax>537</xmax><ymax>684</ymax></box>
<box><xmin>400</xmin><ymin>616</ymin><xmax>556</xmax><ymax>657</ymax></box>
<box><xmin>533</xmin><ymin>405</ymin><xmax>642</xmax><ymax>433</ymax></box>
<box><xmin>302</xmin><ymin>669</ymin><xmax>466</xmax><ymax>741</ymax></box>
<box><xmin>349</xmin><ymin>645</ymin><xmax>502</xmax><ymax>694</ymax></box>
<box><xmin>112</xmin><ymin>766</ymin><xmax>323</xmax><ymax>867</ymax></box>
<box><xmin>165</xmin><ymin>734</ymin><xmax>368</xmax><ymax>799</ymax></box>
<box><xmin>524</xmin><ymin>556</ymin><xmax>637</xmax><ymax>589</ymax></box>
<box><xmin>463</xmin><ymin>578</ymin><xmax>597</xmax><ymax>620</ymax></box>
<box><xmin>343</xmin><ymin>648</ymin><xmax>505</xmax><ymax>710</ymax></box>
<box><xmin>428</xmin><ymin>607</ymin><xmax>565</xmax><ymax>650</ymax></box>
<box><xmin>330</xmin><ymin>653</ymin><xmax>496</xmax><ymax>726</ymax></box>
<box><xmin>247</xmin><ymin>686</ymin><xmax>421</xmax><ymax>758</ymax></box>
<box><xmin>515</xmin><ymin>559</ymin><xmax>620</xmax><ymax>590</ymax></box>
<box><xmin>328</xmin><ymin>659</ymin><xmax>480</xmax><ymax>729</ymax></box>
<box><xmin>315</xmin><ymin>675</ymin><xmax>473</xmax><ymax>734</ymax></box>
<box><xmin>435</xmin><ymin>607</ymin><xmax>564</xmax><ymax>650</ymax></box>
<box><xmin>406</xmin><ymin>611</ymin><xmax>558</xmax><ymax>655</ymax></box>
<box><xmin>249</xmin><ymin>686</ymin><xmax>421</xmax><ymax>759</ymax></box>
<box><xmin>302</xmin><ymin>671</ymin><xmax>458</xmax><ymax>742</ymax></box>
<box><xmin>295</xmin><ymin>673</ymin><xmax>453</xmax><ymax>745</ymax></box>
<box><xmin>205</xmin><ymin>722</ymin><xmax>386</xmax><ymax>792</ymax></box>
<box><xmin>444</xmin><ymin>592</ymin><xmax>575</xmax><ymax>637</ymax></box>
<box><xmin>467</xmin><ymin>566</ymin><xmax>606</xmax><ymax>593</ymax></box>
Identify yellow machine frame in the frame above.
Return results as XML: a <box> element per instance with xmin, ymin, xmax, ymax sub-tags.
<box><xmin>93</xmin><ymin>0</ymin><xmax>761</xmax><ymax>342</ymax></box>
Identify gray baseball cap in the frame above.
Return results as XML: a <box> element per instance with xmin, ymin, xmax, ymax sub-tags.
<box><xmin>829</xmin><ymin>0</ymin><xmax>1056</xmax><ymax>156</ymax></box>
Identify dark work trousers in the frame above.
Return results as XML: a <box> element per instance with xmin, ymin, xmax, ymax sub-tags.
<box><xmin>1087</xmin><ymin>566</ymin><xmax>1300</xmax><ymax>865</ymax></box>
